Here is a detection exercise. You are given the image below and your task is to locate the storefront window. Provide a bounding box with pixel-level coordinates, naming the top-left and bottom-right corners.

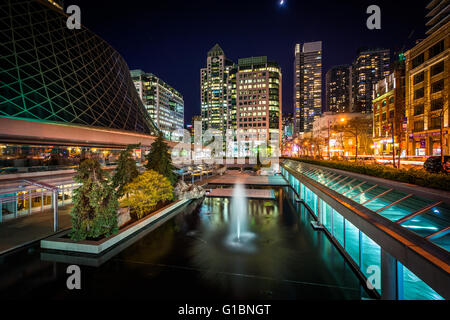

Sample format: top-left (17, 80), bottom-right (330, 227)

top-left (0, 144), bottom-right (135, 174)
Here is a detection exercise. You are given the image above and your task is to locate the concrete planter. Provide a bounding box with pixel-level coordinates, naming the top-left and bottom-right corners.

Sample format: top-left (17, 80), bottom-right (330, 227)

top-left (40, 198), bottom-right (192, 255)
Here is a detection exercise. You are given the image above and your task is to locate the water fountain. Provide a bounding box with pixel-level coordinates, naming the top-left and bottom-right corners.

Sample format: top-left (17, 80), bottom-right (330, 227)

top-left (226, 183), bottom-right (256, 252)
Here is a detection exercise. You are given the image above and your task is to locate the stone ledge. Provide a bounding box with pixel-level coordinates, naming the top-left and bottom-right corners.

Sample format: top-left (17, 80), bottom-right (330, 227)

top-left (40, 198), bottom-right (192, 254)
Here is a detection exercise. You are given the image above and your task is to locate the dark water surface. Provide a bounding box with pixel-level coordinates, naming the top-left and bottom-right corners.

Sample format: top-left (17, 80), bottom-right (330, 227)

top-left (0, 188), bottom-right (368, 299)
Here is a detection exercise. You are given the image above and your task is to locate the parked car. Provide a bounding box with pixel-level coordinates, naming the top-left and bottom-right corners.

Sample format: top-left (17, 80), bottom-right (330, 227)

top-left (423, 156), bottom-right (450, 173)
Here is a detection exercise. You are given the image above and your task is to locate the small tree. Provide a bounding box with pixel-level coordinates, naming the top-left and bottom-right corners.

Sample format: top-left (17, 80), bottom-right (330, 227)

top-left (70, 158), bottom-right (118, 241)
top-left (122, 170), bottom-right (174, 220)
top-left (145, 133), bottom-right (177, 185)
top-left (112, 144), bottom-right (140, 198)
top-left (339, 117), bottom-right (373, 161)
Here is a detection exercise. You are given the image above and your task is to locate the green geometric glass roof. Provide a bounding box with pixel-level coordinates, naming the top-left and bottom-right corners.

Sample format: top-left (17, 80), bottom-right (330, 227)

top-left (0, 0), bottom-right (159, 135)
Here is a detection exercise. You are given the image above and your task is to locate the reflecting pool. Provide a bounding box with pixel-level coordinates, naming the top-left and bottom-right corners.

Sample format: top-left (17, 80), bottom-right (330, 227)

top-left (0, 188), bottom-right (369, 300)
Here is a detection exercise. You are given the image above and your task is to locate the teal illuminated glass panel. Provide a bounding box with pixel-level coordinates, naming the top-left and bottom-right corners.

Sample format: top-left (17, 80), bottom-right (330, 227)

top-left (345, 182), bottom-right (373, 198)
top-left (400, 202), bottom-right (450, 238)
top-left (323, 202), bottom-right (332, 231)
top-left (361, 232), bottom-right (381, 294)
top-left (329, 177), bottom-right (353, 191)
top-left (325, 175), bottom-right (345, 187)
top-left (378, 195), bottom-right (434, 222)
top-left (352, 185), bottom-right (389, 204)
top-left (317, 172), bottom-right (334, 184)
top-left (430, 230), bottom-right (450, 251)
top-left (336, 179), bottom-right (363, 194)
top-left (333, 209), bottom-right (344, 247)
top-left (303, 169), bottom-right (317, 177)
top-left (400, 264), bottom-right (444, 300)
top-left (320, 173), bottom-right (339, 184)
top-left (305, 187), bottom-right (317, 215)
top-left (344, 219), bottom-right (360, 266)
top-left (364, 190), bottom-right (409, 212)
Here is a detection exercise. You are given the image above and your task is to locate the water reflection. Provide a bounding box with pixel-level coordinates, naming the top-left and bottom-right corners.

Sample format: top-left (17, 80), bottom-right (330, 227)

top-left (0, 188), bottom-right (366, 300)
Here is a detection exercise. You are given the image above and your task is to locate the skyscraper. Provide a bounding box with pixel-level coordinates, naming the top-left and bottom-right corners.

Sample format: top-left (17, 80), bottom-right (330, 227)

top-left (200, 44), bottom-right (235, 135)
top-left (425, 0), bottom-right (449, 35)
top-left (235, 56), bottom-right (282, 150)
top-left (131, 70), bottom-right (184, 141)
top-left (325, 65), bottom-right (351, 113)
top-left (293, 41), bottom-right (322, 134)
top-left (351, 48), bottom-right (391, 113)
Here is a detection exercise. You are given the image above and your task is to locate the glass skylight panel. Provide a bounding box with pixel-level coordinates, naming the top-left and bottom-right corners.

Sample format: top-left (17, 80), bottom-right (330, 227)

top-left (345, 182), bottom-right (372, 198)
top-left (329, 176), bottom-right (353, 190)
top-left (400, 203), bottom-right (450, 239)
top-left (430, 231), bottom-right (450, 252)
top-left (379, 195), bottom-right (435, 222)
top-left (337, 179), bottom-right (363, 194)
top-left (364, 190), bottom-right (408, 212)
top-left (352, 185), bottom-right (389, 204)
top-left (401, 215), bottom-right (448, 238)
top-left (325, 175), bottom-right (345, 187)
top-left (319, 173), bottom-right (339, 184)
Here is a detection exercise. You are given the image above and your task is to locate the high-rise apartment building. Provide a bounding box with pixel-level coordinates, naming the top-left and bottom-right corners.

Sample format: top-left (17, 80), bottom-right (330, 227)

top-left (293, 41), bottom-right (322, 134)
top-left (325, 65), bottom-right (351, 113)
top-left (200, 44), bottom-right (236, 135)
top-left (131, 70), bottom-right (184, 141)
top-left (351, 48), bottom-right (391, 113)
top-left (425, 0), bottom-right (449, 35)
top-left (235, 56), bottom-right (282, 151)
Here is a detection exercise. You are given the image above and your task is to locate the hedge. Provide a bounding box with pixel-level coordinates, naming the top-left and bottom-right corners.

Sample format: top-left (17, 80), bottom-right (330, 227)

top-left (282, 157), bottom-right (450, 192)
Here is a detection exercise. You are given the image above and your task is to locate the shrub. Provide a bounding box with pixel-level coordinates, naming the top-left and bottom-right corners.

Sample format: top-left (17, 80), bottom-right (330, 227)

top-left (112, 144), bottom-right (140, 198)
top-left (145, 133), bottom-right (177, 185)
top-left (122, 170), bottom-right (174, 220)
top-left (283, 157), bottom-right (450, 192)
top-left (70, 159), bottom-right (119, 241)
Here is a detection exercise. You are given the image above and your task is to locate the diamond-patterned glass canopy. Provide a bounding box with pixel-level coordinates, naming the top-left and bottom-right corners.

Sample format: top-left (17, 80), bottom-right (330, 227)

top-left (0, 0), bottom-right (159, 135)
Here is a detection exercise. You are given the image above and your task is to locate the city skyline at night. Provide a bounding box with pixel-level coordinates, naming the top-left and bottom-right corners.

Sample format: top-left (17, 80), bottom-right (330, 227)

top-left (65, 0), bottom-right (428, 124)
top-left (0, 0), bottom-right (448, 307)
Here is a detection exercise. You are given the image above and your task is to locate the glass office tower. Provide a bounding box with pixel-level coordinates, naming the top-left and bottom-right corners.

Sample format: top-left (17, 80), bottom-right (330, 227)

top-left (293, 41), bottom-right (322, 134)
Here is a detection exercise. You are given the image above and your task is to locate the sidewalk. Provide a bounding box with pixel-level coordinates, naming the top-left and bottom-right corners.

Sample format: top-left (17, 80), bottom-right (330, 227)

top-left (0, 205), bottom-right (72, 255)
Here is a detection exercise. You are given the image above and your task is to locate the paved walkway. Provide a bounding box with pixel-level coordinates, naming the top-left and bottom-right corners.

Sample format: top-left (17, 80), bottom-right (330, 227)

top-left (0, 205), bottom-right (72, 255)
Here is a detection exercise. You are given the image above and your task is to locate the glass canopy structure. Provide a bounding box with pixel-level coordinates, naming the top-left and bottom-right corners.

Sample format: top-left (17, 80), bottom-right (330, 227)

top-left (283, 160), bottom-right (450, 252)
top-left (0, 0), bottom-right (159, 135)
top-left (282, 159), bottom-right (449, 300)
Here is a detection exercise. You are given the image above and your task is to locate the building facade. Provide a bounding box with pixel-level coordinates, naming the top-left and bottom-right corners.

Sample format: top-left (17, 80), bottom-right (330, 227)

top-left (425, 0), bottom-right (449, 35)
top-left (351, 48), bottom-right (391, 113)
top-left (293, 41), bottom-right (322, 134)
top-left (235, 56), bottom-right (282, 154)
top-left (131, 70), bottom-right (184, 141)
top-left (405, 20), bottom-right (449, 157)
top-left (325, 65), bottom-right (351, 113)
top-left (372, 59), bottom-right (406, 156)
top-left (200, 44), bottom-right (235, 136)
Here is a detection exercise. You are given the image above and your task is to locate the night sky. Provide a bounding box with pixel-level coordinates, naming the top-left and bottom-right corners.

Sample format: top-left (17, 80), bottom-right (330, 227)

top-left (68, 0), bottom-right (427, 125)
